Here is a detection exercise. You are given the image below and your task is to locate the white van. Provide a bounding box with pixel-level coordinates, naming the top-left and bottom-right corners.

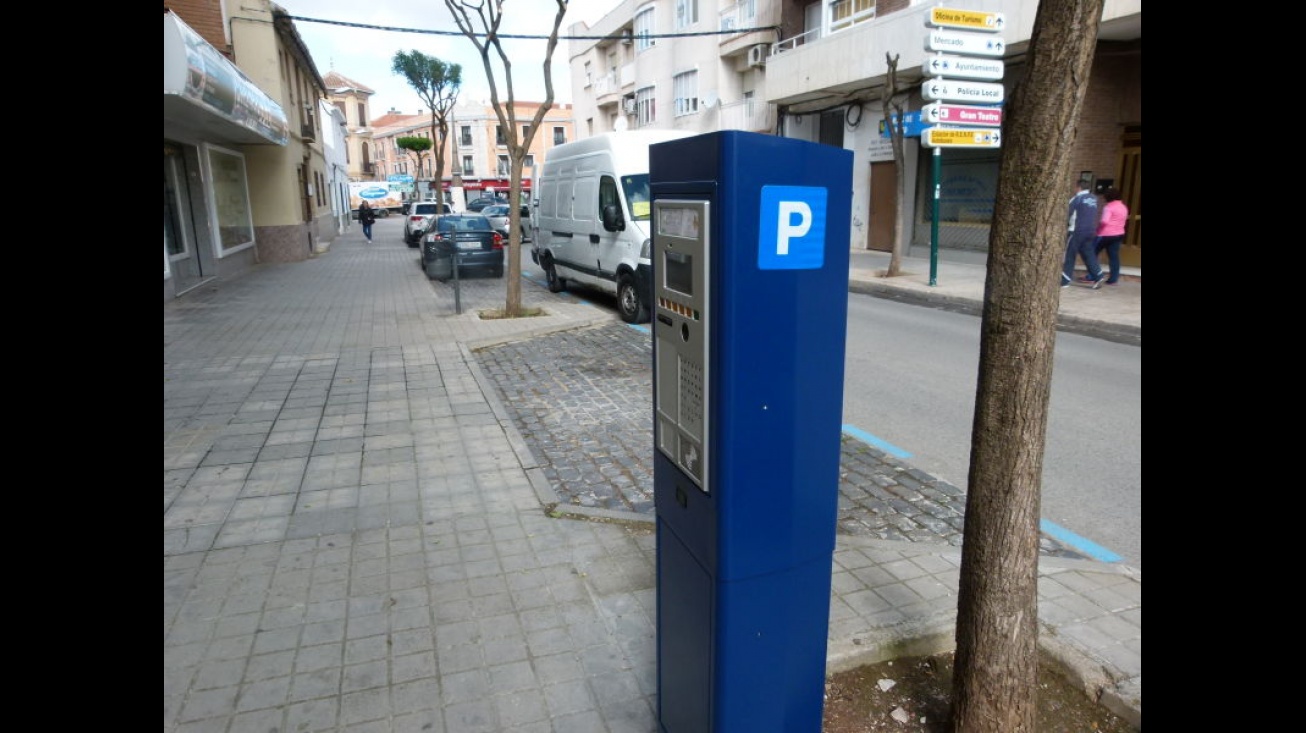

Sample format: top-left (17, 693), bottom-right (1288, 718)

top-left (531, 130), bottom-right (692, 323)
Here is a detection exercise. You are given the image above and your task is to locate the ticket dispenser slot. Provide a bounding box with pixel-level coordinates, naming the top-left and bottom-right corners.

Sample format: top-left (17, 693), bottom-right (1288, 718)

top-left (651, 131), bottom-right (853, 733)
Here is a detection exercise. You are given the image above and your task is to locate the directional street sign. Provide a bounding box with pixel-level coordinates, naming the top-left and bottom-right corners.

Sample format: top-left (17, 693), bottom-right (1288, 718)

top-left (925, 30), bottom-right (1005, 57)
top-left (921, 78), bottom-right (1005, 104)
top-left (879, 110), bottom-right (928, 139)
top-left (923, 54), bottom-right (1004, 81)
top-left (921, 127), bottom-right (1002, 149)
top-left (927, 7), bottom-right (1005, 33)
top-left (921, 102), bottom-right (1003, 127)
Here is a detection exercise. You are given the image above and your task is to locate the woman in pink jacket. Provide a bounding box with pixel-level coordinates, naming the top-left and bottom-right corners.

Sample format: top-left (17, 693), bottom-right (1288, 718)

top-left (1094, 187), bottom-right (1129, 285)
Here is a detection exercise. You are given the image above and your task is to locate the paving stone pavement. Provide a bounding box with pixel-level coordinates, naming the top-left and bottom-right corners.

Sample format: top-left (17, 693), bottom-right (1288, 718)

top-left (471, 320), bottom-right (1089, 560)
top-left (164, 220), bottom-right (1139, 732)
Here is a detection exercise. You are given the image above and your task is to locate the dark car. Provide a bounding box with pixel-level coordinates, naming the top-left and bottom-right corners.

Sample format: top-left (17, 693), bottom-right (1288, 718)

top-left (465, 195), bottom-right (510, 212)
top-left (421, 214), bottom-right (505, 280)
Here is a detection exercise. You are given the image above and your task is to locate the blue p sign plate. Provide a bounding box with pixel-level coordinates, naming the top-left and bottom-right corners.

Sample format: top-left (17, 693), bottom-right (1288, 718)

top-left (758, 185), bottom-right (827, 270)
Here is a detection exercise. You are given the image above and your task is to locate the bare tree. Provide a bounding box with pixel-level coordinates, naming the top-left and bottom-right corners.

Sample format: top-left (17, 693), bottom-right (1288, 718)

top-left (392, 50), bottom-right (462, 205)
top-left (444, 0), bottom-right (568, 317)
top-left (879, 52), bottom-right (909, 277)
top-left (950, 0), bottom-right (1104, 730)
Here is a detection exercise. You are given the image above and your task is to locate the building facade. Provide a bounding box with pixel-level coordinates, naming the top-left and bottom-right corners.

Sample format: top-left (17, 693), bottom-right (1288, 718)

top-left (164, 1), bottom-right (334, 302)
top-left (569, 0), bottom-right (1142, 269)
top-left (370, 101), bottom-right (576, 209)
top-left (322, 71), bottom-right (378, 181)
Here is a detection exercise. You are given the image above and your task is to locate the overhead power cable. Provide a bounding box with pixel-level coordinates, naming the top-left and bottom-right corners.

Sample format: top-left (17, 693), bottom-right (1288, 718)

top-left (283, 15), bottom-right (780, 41)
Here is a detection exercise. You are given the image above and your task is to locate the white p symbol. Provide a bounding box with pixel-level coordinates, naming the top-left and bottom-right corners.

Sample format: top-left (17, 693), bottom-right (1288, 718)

top-left (776, 201), bottom-right (812, 255)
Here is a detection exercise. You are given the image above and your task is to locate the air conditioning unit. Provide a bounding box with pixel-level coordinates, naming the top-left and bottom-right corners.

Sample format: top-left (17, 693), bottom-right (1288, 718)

top-left (747, 44), bottom-right (769, 68)
top-left (623, 97), bottom-right (637, 115)
top-left (301, 122), bottom-right (316, 142)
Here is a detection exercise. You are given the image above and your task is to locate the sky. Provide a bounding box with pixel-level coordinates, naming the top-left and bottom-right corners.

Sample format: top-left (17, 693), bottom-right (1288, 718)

top-left (277, 0), bottom-right (621, 119)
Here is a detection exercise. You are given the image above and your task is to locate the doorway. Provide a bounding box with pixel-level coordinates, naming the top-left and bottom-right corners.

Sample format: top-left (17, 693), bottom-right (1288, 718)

top-left (165, 146), bottom-right (204, 295)
top-left (868, 161), bottom-right (896, 251)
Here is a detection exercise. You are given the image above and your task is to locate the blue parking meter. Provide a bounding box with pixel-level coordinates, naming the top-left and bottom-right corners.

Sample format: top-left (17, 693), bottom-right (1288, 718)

top-left (650, 131), bottom-right (853, 732)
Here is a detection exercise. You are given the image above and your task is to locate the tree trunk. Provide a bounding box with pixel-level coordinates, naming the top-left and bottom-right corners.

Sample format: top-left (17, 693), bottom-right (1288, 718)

top-left (881, 53), bottom-right (906, 278)
top-left (950, 1), bottom-right (1103, 731)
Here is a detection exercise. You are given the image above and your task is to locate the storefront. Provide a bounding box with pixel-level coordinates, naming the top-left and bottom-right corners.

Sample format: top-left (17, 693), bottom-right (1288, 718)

top-left (163, 10), bottom-right (288, 300)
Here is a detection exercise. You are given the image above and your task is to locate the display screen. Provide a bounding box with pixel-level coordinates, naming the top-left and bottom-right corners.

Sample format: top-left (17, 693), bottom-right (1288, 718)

top-left (664, 250), bottom-right (693, 297)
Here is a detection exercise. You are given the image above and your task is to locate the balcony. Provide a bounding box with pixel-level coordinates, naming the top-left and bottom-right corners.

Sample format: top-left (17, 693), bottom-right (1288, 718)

top-left (718, 1), bottom-right (777, 58)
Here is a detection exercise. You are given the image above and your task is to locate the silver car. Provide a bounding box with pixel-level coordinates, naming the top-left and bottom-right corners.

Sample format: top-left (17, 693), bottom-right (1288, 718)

top-left (404, 202), bottom-right (450, 247)
top-left (481, 204), bottom-right (530, 243)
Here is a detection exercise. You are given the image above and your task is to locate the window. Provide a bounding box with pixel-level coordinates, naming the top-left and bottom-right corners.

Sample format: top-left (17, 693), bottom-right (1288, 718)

top-left (830, 0), bottom-right (875, 32)
top-left (460, 126), bottom-right (472, 146)
top-left (497, 155), bottom-right (510, 176)
top-left (584, 61), bottom-right (592, 87)
top-left (553, 127), bottom-right (566, 145)
top-left (522, 124), bottom-right (531, 140)
top-left (635, 6), bottom-right (656, 51)
top-left (496, 125), bottom-right (506, 145)
top-left (462, 155), bottom-right (474, 175)
top-left (205, 145), bottom-right (254, 252)
top-left (524, 154), bottom-right (535, 169)
top-left (673, 71), bottom-right (699, 117)
top-left (635, 86), bottom-right (656, 127)
top-left (600, 175), bottom-right (621, 221)
top-left (356, 102), bottom-right (366, 127)
top-left (675, 0), bottom-right (698, 30)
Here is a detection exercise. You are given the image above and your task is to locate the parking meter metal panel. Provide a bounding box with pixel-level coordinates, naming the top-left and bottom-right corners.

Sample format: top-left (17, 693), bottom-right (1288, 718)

top-left (650, 131), bottom-right (853, 732)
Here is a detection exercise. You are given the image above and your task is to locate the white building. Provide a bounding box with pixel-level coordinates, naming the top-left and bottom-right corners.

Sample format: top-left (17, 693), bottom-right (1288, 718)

top-left (568, 0), bottom-right (1143, 268)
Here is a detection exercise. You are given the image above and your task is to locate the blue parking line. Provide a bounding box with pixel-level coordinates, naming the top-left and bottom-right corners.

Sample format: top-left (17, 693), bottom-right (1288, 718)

top-left (1039, 519), bottom-right (1123, 563)
top-left (841, 424), bottom-right (912, 459)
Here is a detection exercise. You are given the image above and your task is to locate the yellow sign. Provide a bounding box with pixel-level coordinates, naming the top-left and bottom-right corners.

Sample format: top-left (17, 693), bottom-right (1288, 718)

top-left (929, 7), bottom-right (1005, 32)
top-left (922, 127), bottom-right (1001, 148)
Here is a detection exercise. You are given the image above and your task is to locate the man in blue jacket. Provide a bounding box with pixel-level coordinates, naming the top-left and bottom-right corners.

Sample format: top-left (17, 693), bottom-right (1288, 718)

top-left (1061, 179), bottom-right (1103, 288)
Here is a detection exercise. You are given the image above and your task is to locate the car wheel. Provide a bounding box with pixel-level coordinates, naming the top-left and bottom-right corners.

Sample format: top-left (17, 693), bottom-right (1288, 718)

top-left (544, 259), bottom-right (566, 293)
top-left (617, 274), bottom-right (649, 324)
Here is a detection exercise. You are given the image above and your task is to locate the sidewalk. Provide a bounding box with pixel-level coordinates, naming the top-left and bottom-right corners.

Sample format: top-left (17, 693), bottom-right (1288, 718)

top-left (848, 246), bottom-right (1141, 345)
top-left (164, 221), bottom-right (1140, 732)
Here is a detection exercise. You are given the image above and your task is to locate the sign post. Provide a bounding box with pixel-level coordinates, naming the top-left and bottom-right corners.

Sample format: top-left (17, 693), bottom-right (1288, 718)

top-left (920, 7), bottom-right (1006, 285)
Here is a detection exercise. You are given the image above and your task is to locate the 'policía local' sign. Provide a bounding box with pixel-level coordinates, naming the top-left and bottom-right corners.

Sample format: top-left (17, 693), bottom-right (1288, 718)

top-left (921, 79), bottom-right (1004, 104)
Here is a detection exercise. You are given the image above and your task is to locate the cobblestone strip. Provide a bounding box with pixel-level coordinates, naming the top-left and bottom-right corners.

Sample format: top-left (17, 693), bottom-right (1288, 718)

top-left (472, 321), bottom-right (1088, 560)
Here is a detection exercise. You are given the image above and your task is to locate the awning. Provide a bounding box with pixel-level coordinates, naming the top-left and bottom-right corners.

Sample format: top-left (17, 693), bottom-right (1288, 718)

top-left (163, 11), bottom-right (289, 146)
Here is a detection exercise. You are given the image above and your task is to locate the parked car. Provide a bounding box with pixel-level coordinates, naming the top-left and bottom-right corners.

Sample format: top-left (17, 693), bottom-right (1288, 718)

top-left (481, 204), bottom-right (531, 243)
top-left (404, 202), bottom-right (451, 246)
top-left (465, 195), bottom-right (509, 212)
top-left (421, 214), bottom-right (505, 280)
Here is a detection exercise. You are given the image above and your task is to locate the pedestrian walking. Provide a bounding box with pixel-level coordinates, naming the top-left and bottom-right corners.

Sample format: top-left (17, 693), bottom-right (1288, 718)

top-left (1061, 179), bottom-right (1103, 288)
top-left (358, 200), bottom-right (376, 244)
top-left (1094, 186), bottom-right (1128, 285)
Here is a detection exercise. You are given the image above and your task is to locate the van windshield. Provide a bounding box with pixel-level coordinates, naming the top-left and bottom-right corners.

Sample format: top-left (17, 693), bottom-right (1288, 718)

top-left (620, 174), bottom-right (652, 221)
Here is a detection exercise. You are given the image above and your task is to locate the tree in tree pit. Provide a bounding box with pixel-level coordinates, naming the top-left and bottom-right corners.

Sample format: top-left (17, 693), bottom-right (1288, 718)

top-left (443, 0), bottom-right (568, 317)
top-left (950, 0), bottom-right (1104, 730)
top-left (392, 50), bottom-right (461, 205)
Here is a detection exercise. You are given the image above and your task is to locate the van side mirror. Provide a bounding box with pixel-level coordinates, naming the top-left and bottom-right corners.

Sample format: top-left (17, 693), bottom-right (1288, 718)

top-left (602, 204), bottom-right (625, 232)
